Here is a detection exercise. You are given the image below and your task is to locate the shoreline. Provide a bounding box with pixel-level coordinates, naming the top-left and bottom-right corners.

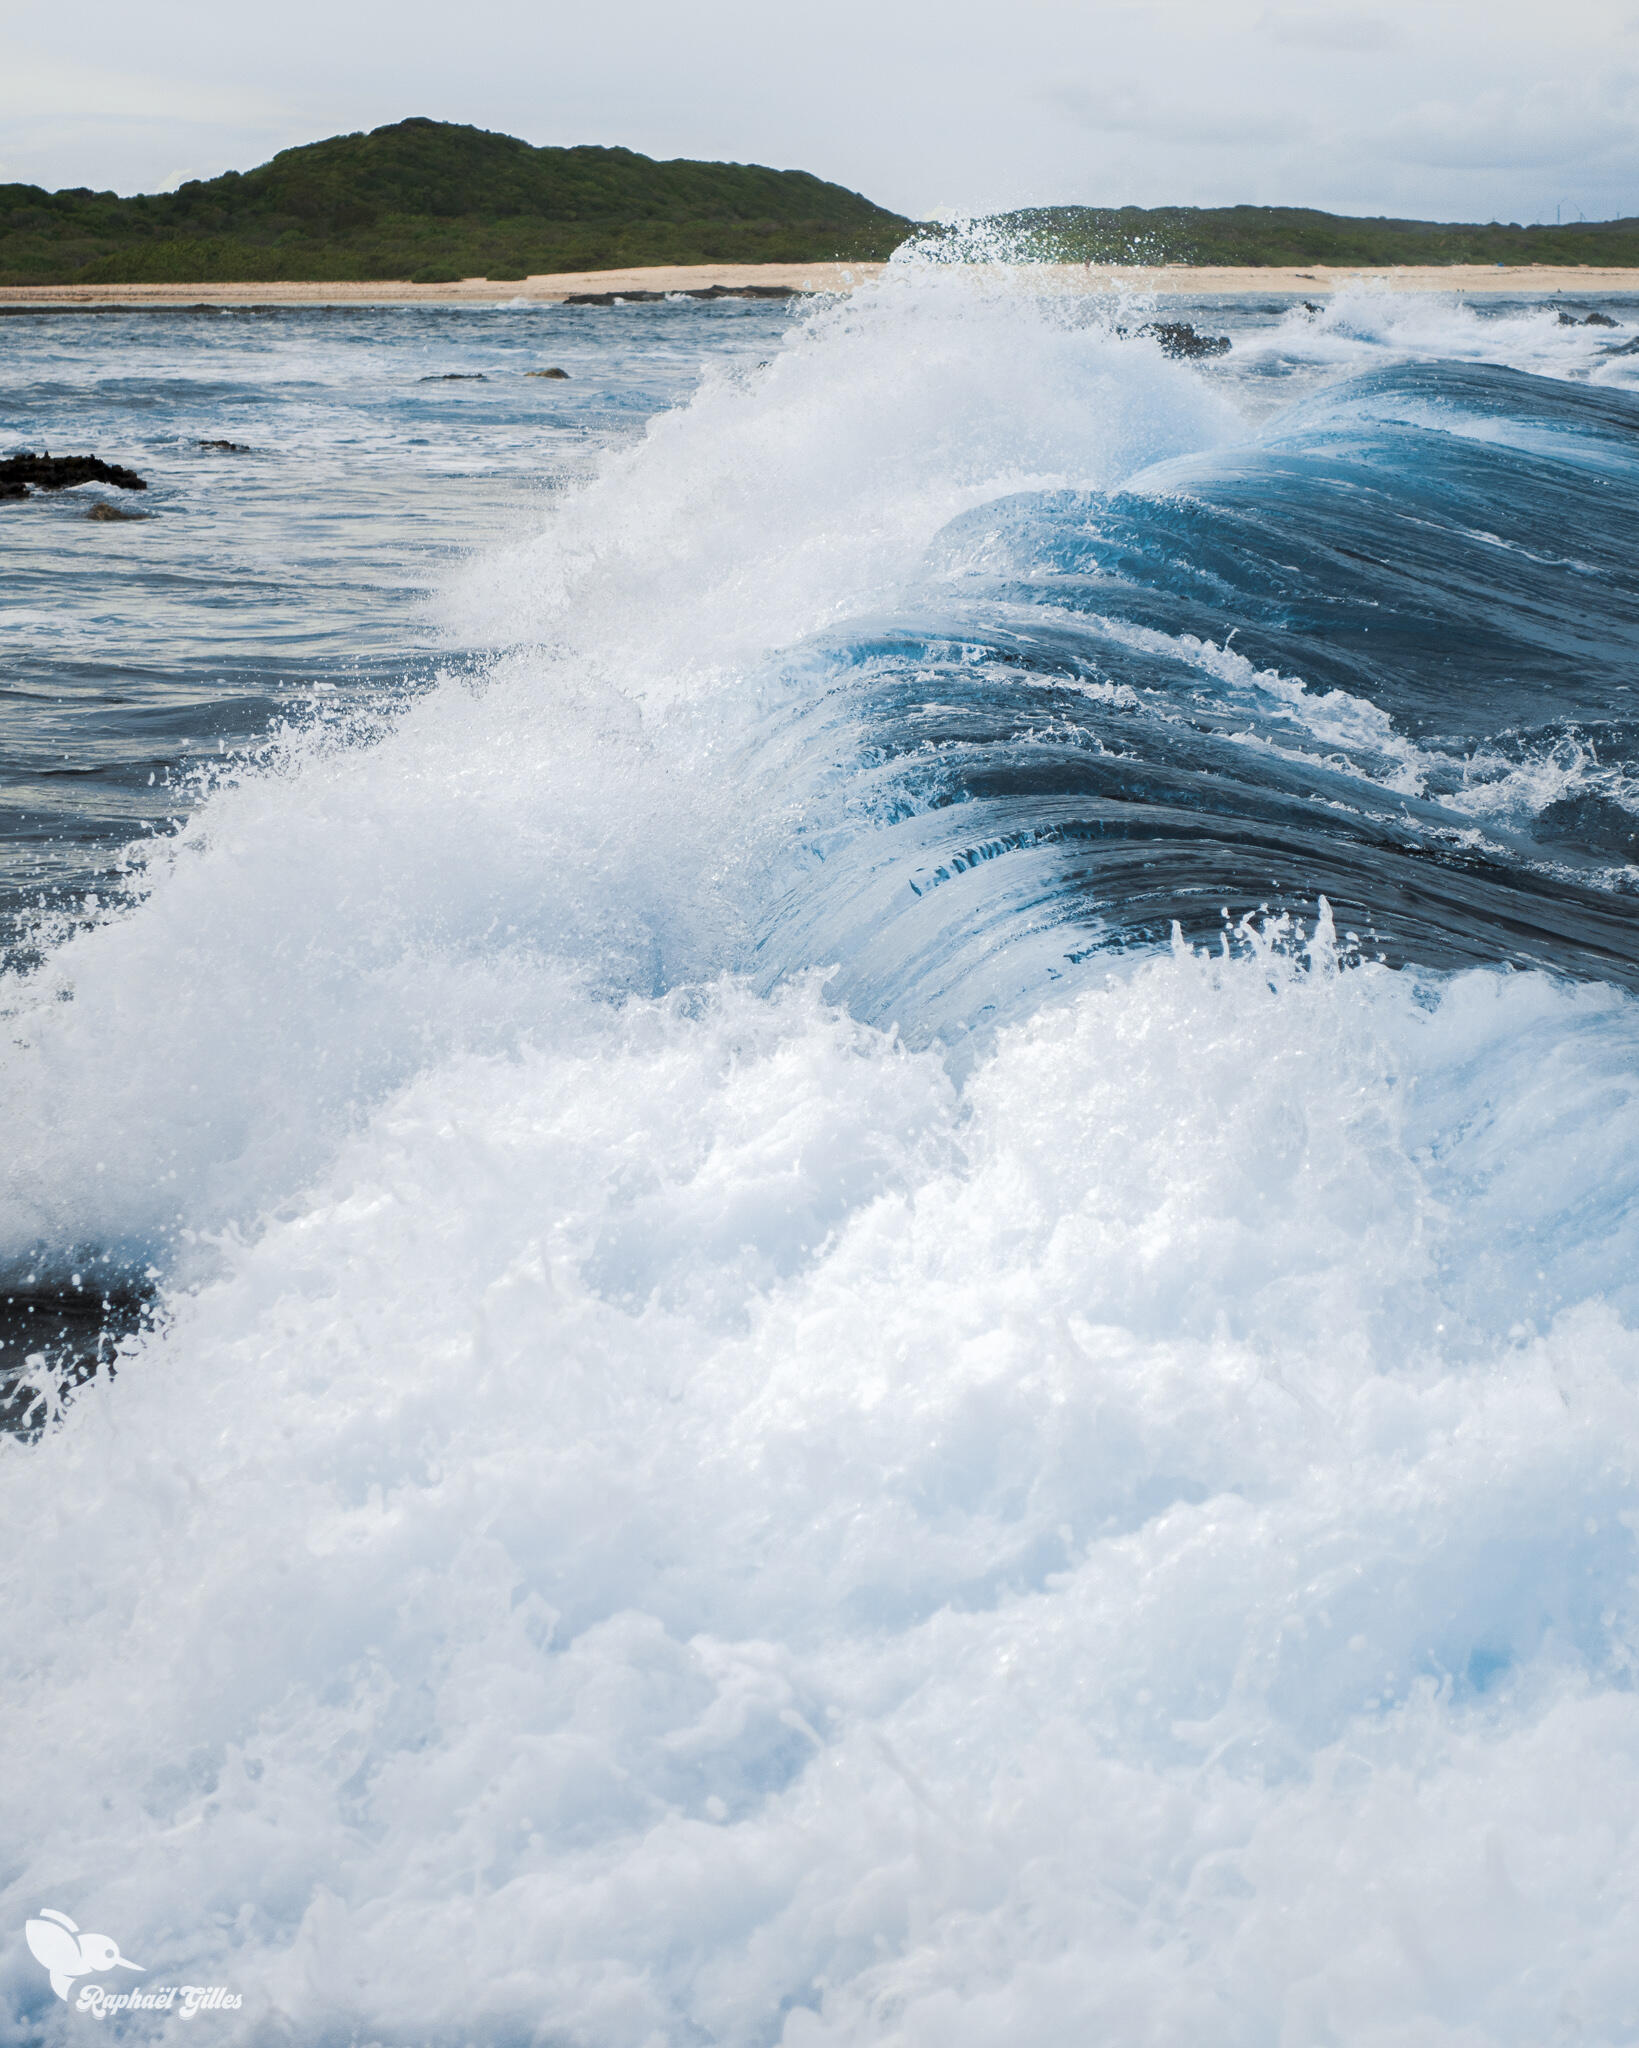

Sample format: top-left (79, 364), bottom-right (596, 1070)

top-left (0, 264), bottom-right (882, 310)
top-left (5, 260), bottom-right (1639, 310)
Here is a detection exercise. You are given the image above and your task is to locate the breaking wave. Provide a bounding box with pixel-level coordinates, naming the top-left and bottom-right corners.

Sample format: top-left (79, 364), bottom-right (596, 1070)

top-left (4, 261), bottom-right (1639, 2044)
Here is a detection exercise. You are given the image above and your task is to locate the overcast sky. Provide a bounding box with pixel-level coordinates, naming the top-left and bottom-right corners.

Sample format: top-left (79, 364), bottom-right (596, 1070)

top-left (3, 0), bottom-right (1636, 224)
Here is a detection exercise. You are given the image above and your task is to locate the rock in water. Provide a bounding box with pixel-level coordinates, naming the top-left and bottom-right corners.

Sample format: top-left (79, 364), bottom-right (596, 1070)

top-left (526, 368), bottom-right (570, 378)
top-left (0, 452), bottom-right (147, 494)
top-left (563, 285), bottom-right (801, 306)
top-left (418, 373), bottom-right (489, 382)
top-left (85, 500), bottom-right (148, 521)
top-left (1141, 321), bottom-right (1232, 359)
top-left (197, 439), bottom-right (251, 451)
top-left (683, 283), bottom-right (797, 301)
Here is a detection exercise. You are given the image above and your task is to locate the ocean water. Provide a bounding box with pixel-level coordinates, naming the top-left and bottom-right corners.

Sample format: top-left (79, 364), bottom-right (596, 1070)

top-left (3, 270), bottom-right (1639, 2043)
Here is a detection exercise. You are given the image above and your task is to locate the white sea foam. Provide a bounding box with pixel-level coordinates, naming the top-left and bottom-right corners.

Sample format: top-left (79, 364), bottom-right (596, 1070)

top-left (1075, 612), bottom-right (1432, 795)
top-left (442, 266), bottom-right (1239, 683)
top-left (1239, 283), bottom-right (1637, 383)
top-left (0, 270), bottom-right (1232, 1274)
top-left (4, 264), bottom-right (1639, 2045)
top-left (6, 951), bottom-right (1639, 2043)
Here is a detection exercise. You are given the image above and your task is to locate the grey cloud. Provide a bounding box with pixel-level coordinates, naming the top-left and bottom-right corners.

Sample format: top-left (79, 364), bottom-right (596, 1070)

top-left (1258, 9), bottom-right (1398, 51)
top-left (1048, 80), bottom-right (1308, 148)
top-left (1374, 78), bottom-right (1639, 170)
top-left (0, 48), bottom-right (290, 124)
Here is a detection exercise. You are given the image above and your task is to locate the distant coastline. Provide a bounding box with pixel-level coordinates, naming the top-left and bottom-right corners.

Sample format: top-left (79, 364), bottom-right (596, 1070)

top-left (5, 260), bottom-right (1639, 311)
top-left (17, 118), bottom-right (1639, 295)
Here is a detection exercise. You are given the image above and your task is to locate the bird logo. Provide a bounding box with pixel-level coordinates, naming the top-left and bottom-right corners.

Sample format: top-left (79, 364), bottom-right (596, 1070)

top-left (24, 1909), bottom-right (145, 2001)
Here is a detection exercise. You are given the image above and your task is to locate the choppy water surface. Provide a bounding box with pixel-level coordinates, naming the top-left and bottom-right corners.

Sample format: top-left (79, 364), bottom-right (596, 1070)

top-left (3, 275), bottom-right (1639, 2045)
top-left (0, 299), bottom-right (779, 950)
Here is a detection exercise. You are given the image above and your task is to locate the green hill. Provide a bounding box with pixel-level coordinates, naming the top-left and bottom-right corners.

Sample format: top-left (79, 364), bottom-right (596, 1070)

top-left (0, 118), bottom-right (913, 285)
top-left (986, 203), bottom-right (1639, 269)
top-left (9, 125), bottom-right (1639, 287)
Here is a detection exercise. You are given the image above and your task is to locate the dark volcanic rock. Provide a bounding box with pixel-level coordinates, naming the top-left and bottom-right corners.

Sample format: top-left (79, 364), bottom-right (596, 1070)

top-left (563, 284), bottom-right (801, 306)
top-left (1558, 309), bottom-right (1619, 326)
top-left (1140, 321), bottom-right (1232, 359)
top-left (86, 500), bottom-right (149, 521)
top-left (0, 451), bottom-right (147, 494)
top-left (197, 438), bottom-right (251, 451)
top-left (418, 372), bottom-right (489, 381)
top-left (0, 1278), bottom-right (156, 1439)
top-left (525, 367), bottom-right (570, 378)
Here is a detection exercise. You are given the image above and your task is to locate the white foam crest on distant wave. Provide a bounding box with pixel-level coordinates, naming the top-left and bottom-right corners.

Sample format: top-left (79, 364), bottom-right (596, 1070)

top-left (5, 953), bottom-right (1639, 2039)
top-left (1235, 284), bottom-right (1639, 384)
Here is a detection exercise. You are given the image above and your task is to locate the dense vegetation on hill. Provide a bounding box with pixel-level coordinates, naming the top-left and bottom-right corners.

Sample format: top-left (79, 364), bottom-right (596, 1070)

top-left (996, 203), bottom-right (1639, 268)
top-left (0, 118), bottom-right (911, 284)
top-left (7, 120), bottom-right (1638, 286)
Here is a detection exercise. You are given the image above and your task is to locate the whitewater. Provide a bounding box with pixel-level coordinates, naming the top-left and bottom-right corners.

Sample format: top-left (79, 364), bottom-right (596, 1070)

top-left (4, 266), bottom-right (1639, 2044)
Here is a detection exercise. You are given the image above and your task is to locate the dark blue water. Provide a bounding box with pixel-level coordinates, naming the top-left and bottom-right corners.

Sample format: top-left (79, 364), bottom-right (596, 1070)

top-left (762, 354), bottom-right (1639, 1041)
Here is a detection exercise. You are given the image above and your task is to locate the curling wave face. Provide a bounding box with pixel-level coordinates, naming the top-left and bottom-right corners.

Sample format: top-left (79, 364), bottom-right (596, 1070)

top-left (755, 355), bottom-right (1639, 1043)
top-left (3, 266), bottom-right (1639, 2044)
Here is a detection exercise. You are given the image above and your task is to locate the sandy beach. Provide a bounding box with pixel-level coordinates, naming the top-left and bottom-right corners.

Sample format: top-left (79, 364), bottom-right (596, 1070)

top-left (0, 264), bottom-right (882, 309)
top-left (6, 259), bottom-right (1639, 309)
